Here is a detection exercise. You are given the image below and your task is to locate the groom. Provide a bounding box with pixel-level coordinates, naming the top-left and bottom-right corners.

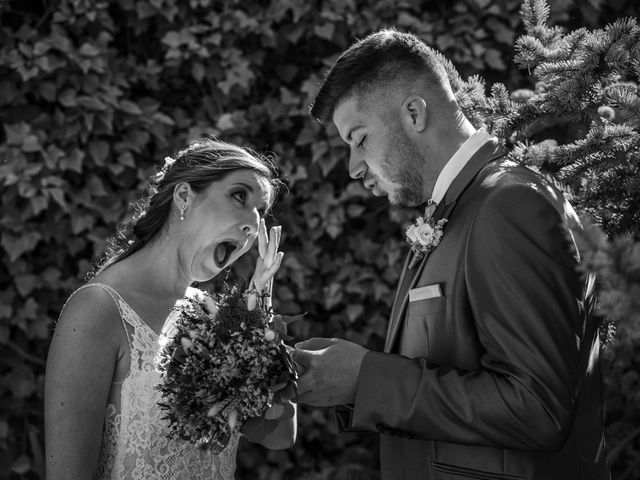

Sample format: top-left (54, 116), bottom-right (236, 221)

top-left (292, 29), bottom-right (609, 479)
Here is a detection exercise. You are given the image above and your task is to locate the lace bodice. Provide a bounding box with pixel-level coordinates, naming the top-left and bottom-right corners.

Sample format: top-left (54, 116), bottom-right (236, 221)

top-left (76, 283), bottom-right (238, 480)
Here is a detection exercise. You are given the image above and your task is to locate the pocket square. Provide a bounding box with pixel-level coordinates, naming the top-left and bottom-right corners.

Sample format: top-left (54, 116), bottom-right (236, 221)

top-left (409, 284), bottom-right (442, 302)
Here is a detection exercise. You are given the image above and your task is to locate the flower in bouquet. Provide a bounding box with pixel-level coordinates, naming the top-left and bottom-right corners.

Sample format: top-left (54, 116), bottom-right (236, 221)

top-left (157, 286), bottom-right (298, 453)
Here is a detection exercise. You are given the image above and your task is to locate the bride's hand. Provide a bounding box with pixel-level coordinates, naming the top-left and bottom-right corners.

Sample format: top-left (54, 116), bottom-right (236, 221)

top-left (247, 219), bottom-right (283, 310)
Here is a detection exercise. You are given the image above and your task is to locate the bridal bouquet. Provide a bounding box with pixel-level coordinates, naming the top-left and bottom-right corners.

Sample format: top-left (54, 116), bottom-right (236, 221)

top-left (157, 286), bottom-right (298, 452)
top-left (157, 222), bottom-right (298, 452)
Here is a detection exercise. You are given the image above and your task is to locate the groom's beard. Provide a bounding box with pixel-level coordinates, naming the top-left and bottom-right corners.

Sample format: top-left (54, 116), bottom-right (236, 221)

top-left (383, 129), bottom-right (426, 207)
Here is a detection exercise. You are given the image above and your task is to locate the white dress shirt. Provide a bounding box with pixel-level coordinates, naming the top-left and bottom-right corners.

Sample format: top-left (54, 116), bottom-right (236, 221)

top-left (430, 128), bottom-right (492, 205)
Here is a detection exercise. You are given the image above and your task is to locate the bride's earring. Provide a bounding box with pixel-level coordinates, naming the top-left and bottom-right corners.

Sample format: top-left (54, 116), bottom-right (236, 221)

top-left (180, 204), bottom-right (187, 221)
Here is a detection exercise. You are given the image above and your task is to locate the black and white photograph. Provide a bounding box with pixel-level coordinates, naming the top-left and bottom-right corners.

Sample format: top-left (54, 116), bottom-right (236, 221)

top-left (1, 0), bottom-right (639, 479)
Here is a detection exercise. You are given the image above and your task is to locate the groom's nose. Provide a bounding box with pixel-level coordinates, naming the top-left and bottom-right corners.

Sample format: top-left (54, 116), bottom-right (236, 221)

top-left (348, 153), bottom-right (366, 180)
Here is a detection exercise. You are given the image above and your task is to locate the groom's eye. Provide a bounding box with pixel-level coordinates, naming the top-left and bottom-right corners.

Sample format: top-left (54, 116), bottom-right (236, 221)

top-left (357, 135), bottom-right (367, 148)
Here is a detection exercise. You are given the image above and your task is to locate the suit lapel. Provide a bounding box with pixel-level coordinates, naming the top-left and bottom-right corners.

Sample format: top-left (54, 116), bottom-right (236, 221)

top-left (384, 139), bottom-right (506, 353)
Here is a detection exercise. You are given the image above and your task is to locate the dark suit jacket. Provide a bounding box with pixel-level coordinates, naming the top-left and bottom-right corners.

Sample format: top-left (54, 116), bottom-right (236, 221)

top-left (340, 140), bottom-right (609, 480)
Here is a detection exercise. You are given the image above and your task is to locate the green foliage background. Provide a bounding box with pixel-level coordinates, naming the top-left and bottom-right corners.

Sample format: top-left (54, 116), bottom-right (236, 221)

top-left (0, 0), bottom-right (638, 478)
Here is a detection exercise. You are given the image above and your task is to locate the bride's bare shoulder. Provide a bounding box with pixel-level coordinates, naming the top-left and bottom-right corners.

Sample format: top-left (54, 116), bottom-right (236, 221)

top-left (54, 281), bottom-right (125, 351)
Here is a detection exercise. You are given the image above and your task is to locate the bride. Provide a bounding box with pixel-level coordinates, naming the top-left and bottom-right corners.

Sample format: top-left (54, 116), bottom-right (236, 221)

top-left (44, 139), bottom-right (295, 479)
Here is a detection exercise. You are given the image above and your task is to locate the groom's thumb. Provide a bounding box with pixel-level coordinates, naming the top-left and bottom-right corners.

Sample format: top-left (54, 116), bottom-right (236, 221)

top-left (295, 337), bottom-right (335, 351)
top-left (291, 349), bottom-right (312, 369)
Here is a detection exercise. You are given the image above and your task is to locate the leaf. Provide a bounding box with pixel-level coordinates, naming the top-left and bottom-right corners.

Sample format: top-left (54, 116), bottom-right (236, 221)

top-left (108, 163), bottom-right (125, 175)
top-left (314, 23), bottom-right (335, 41)
top-left (20, 298), bottom-right (38, 319)
top-left (15, 275), bottom-right (38, 297)
top-left (485, 48), bottom-right (507, 70)
top-left (33, 41), bottom-right (50, 56)
top-left (324, 282), bottom-right (343, 310)
top-left (219, 54), bottom-right (254, 94)
top-left (87, 175), bottom-right (108, 196)
top-left (0, 80), bottom-right (17, 106)
top-left (0, 304), bottom-right (13, 319)
top-left (317, 154), bottom-right (339, 177)
top-left (152, 112), bottom-right (175, 125)
top-left (161, 30), bottom-right (196, 49)
top-left (4, 123), bottom-right (30, 146)
top-left (60, 148), bottom-right (84, 173)
top-left (1, 232), bottom-right (41, 262)
top-left (12, 377), bottom-right (37, 399)
top-left (58, 89), bottom-right (77, 107)
top-left (436, 34), bottom-right (456, 51)
top-left (216, 113), bottom-right (235, 131)
top-left (42, 267), bottom-right (61, 283)
top-left (46, 188), bottom-right (67, 210)
top-left (11, 455), bottom-right (31, 475)
top-left (311, 141), bottom-right (329, 163)
top-left (79, 43), bottom-right (101, 57)
top-left (89, 140), bottom-right (109, 165)
top-left (347, 204), bottom-right (366, 217)
top-left (35, 54), bottom-right (66, 73)
top-left (39, 82), bottom-right (57, 102)
top-left (119, 100), bottom-right (143, 116)
top-left (275, 64), bottom-right (298, 83)
top-left (22, 135), bottom-right (41, 152)
top-left (136, 1), bottom-right (156, 19)
top-left (192, 62), bottom-right (205, 83)
top-left (118, 151), bottom-right (136, 168)
top-left (346, 304), bottom-right (364, 322)
top-left (77, 95), bottom-right (107, 111)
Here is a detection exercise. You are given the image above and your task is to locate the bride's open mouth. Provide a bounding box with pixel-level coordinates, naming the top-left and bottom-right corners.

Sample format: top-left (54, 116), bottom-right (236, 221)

top-left (214, 241), bottom-right (238, 268)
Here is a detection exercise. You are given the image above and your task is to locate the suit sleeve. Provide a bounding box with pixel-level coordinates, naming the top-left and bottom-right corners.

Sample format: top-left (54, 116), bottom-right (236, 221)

top-left (350, 184), bottom-right (585, 451)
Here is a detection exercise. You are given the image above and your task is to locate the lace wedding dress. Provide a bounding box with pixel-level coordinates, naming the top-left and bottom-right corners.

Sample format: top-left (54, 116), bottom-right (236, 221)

top-left (75, 283), bottom-right (239, 480)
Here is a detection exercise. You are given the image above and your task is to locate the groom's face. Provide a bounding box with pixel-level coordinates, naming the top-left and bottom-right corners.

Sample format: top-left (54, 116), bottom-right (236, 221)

top-left (332, 95), bottom-right (426, 206)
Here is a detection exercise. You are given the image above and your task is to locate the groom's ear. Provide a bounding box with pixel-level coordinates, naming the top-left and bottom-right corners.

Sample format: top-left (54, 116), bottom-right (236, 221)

top-left (401, 95), bottom-right (428, 133)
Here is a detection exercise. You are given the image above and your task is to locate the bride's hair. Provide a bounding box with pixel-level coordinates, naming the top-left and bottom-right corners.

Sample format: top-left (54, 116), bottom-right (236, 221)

top-left (87, 138), bottom-right (284, 279)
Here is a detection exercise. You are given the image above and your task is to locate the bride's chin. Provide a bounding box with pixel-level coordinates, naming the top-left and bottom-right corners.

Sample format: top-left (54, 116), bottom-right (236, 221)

top-left (190, 262), bottom-right (219, 283)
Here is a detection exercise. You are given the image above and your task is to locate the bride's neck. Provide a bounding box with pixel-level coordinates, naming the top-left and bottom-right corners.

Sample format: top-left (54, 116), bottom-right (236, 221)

top-left (122, 240), bottom-right (190, 300)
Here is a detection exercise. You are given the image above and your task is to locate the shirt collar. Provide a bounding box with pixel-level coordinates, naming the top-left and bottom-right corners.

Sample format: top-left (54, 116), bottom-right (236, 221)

top-left (430, 128), bottom-right (492, 205)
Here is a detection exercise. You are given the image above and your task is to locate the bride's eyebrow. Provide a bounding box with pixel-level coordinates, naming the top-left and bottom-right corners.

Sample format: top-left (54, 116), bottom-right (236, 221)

top-left (230, 182), bottom-right (254, 192)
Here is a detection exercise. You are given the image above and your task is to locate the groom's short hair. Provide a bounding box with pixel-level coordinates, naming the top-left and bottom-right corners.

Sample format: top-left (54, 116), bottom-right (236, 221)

top-left (310, 28), bottom-right (453, 125)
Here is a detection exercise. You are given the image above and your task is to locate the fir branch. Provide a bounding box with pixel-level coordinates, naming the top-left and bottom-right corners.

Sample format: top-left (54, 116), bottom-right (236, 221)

top-left (555, 123), bottom-right (640, 170)
top-left (519, 0), bottom-right (550, 32)
top-left (434, 50), bottom-right (464, 91)
top-left (605, 82), bottom-right (640, 127)
top-left (515, 35), bottom-right (565, 71)
top-left (509, 139), bottom-right (558, 166)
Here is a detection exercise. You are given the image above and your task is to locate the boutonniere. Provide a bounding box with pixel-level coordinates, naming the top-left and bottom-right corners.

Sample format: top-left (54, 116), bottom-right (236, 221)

top-left (405, 201), bottom-right (447, 269)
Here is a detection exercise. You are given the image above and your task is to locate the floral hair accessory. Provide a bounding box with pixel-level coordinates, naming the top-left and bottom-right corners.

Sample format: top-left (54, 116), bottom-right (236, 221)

top-left (405, 200), bottom-right (447, 269)
top-left (152, 155), bottom-right (177, 184)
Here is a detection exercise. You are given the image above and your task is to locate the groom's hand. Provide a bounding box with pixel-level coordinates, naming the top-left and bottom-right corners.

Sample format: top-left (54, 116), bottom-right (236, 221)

top-left (292, 338), bottom-right (368, 406)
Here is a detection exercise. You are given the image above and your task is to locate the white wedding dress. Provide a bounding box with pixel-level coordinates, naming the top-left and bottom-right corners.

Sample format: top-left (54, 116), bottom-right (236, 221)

top-left (75, 283), bottom-right (239, 480)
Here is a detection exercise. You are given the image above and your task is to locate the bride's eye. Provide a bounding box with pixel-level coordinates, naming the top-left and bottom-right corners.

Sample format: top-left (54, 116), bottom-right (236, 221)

top-left (232, 190), bottom-right (246, 205)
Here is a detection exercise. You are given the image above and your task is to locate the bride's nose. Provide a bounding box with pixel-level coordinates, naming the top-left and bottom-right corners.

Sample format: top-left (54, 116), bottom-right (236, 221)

top-left (241, 209), bottom-right (260, 235)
